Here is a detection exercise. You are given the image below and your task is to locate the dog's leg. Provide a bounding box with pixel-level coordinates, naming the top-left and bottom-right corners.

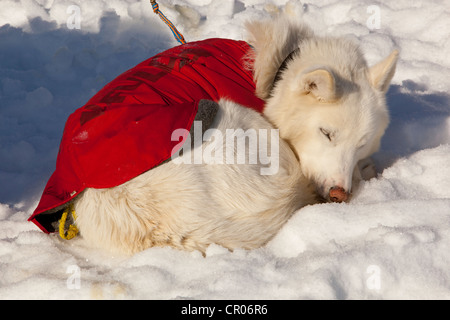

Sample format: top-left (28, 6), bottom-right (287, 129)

top-left (352, 157), bottom-right (377, 196)
top-left (358, 157), bottom-right (377, 180)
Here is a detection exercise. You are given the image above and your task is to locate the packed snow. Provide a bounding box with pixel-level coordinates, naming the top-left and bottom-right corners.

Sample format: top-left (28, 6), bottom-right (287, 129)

top-left (1, 0), bottom-right (449, 299)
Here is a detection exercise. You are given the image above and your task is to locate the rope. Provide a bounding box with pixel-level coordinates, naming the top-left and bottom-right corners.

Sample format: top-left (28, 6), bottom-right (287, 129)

top-left (150, 0), bottom-right (186, 45)
top-left (59, 203), bottom-right (79, 240)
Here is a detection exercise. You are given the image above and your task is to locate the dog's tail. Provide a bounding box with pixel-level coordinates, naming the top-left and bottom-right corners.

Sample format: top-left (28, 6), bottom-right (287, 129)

top-left (245, 16), bottom-right (313, 100)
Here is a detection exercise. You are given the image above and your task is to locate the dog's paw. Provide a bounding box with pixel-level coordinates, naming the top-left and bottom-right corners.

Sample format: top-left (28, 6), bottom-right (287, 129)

top-left (358, 157), bottom-right (377, 180)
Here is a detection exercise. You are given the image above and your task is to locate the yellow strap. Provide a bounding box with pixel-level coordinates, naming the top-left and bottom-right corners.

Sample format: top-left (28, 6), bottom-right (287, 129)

top-left (59, 204), bottom-right (79, 240)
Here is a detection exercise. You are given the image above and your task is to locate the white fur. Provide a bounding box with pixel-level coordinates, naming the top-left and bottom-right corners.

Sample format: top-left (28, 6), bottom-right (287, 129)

top-left (74, 15), bottom-right (398, 254)
top-left (75, 100), bottom-right (316, 254)
top-left (246, 16), bottom-right (398, 200)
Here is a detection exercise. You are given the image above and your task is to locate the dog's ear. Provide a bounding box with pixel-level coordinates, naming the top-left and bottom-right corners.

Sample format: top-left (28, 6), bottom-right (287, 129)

top-left (245, 17), bottom-right (313, 100)
top-left (300, 68), bottom-right (337, 102)
top-left (369, 50), bottom-right (399, 93)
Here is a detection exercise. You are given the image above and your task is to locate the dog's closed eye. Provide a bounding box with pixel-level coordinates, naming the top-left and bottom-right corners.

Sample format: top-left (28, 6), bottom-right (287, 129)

top-left (320, 127), bottom-right (333, 141)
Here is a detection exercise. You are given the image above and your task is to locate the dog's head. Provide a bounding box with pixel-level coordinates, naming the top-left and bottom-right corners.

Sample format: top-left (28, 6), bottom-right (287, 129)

top-left (247, 18), bottom-right (398, 202)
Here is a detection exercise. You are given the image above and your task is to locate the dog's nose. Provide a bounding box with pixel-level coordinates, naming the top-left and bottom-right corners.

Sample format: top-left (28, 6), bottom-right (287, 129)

top-left (329, 186), bottom-right (349, 203)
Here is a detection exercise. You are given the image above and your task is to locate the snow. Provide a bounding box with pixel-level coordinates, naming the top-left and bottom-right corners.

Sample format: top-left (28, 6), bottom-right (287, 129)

top-left (0, 0), bottom-right (449, 300)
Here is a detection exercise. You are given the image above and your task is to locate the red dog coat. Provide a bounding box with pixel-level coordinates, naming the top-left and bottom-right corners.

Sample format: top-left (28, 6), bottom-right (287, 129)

top-left (28, 38), bottom-right (264, 233)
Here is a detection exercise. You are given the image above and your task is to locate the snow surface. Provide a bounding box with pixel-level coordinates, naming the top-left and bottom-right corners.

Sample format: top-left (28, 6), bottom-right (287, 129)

top-left (1, 0), bottom-right (449, 299)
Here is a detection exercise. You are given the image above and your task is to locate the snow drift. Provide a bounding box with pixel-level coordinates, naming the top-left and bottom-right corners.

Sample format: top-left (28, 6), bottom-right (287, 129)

top-left (0, 0), bottom-right (449, 299)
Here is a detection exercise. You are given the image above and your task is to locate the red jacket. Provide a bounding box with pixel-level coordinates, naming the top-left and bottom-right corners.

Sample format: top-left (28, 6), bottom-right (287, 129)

top-left (28, 38), bottom-right (264, 233)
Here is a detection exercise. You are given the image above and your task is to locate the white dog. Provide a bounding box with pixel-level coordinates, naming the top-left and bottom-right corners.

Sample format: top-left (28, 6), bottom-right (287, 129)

top-left (247, 18), bottom-right (398, 202)
top-left (74, 16), bottom-right (398, 254)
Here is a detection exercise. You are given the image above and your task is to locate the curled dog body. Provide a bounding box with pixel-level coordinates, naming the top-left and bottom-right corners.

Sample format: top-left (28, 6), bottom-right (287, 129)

top-left (29, 15), bottom-right (397, 254)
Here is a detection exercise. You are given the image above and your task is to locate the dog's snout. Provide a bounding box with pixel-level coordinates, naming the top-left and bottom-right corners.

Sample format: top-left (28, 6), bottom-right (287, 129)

top-left (329, 186), bottom-right (349, 203)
